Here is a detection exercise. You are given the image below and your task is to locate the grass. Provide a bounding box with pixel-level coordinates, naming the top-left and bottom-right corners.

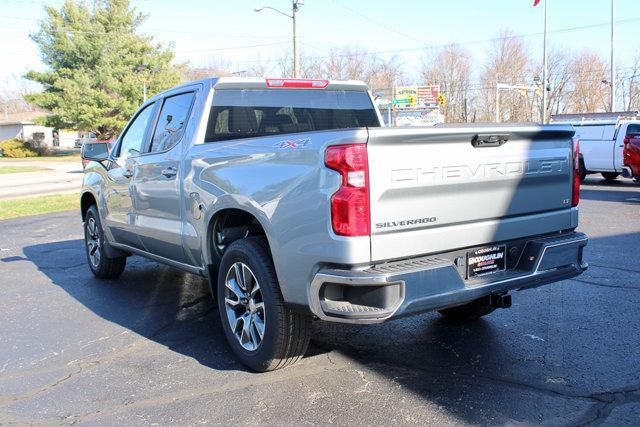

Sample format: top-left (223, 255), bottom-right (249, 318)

top-left (0, 194), bottom-right (78, 220)
top-left (0, 154), bottom-right (80, 162)
top-left (0, 166), bottom-right (49, 174)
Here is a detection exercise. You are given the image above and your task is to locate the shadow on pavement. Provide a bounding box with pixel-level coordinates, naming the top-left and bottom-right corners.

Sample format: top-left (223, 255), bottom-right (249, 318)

top-left (581, 188), bottom-right (640, 203)
top-left (18, 239), bottom-right (246, 373)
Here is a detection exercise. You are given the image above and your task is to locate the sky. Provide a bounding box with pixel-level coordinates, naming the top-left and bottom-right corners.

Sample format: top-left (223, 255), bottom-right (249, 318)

top-left (1, 0), bottom-right (639, 90)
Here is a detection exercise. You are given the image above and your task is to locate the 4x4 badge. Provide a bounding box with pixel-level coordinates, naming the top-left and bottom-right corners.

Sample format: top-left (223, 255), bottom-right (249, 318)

top-left (274, 138), bottom-right (311, 149)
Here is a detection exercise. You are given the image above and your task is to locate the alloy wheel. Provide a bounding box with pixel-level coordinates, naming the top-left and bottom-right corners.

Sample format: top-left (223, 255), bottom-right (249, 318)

top-left (85, 217), bottom-right (101, 268)
top-left (224, 262), bottom-right (265, 351)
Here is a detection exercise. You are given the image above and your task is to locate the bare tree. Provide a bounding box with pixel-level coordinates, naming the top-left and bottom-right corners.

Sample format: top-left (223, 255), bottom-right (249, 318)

top-left (619, 55), bottom-right (640, 111)
top-left (566, 50), bottom-right (609, 113)
top-left (479, 30), bottom-right (532, 122)
top-left (531, 47), bottom-right (573, 119)
top-left (421, 44), bottom-right (473, 123)
top-left (0, 74), bottom-right (39, 114)
top-left (181, 57), bottom-right (235, 82)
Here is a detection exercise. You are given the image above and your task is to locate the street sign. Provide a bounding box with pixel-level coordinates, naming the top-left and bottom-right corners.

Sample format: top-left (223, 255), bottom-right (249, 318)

top-left (394, 85), bottom-right (439, 108)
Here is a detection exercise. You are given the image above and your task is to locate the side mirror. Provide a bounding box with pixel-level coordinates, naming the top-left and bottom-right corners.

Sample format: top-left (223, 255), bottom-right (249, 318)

top-left (81, 141), bottom-right (110, 163)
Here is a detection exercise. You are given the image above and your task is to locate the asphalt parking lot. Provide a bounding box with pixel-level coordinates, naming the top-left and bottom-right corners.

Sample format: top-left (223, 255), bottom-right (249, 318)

top-left (1, 177), bottom-right (639, 425)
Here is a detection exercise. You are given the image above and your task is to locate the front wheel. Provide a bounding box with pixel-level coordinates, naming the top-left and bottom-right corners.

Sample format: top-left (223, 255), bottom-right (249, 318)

top-left (84, 205), bottom-right (126, 279)
top-left (437, 296), bottom-right (496, 322)
top-left (601, 172), bottom-right (620, 181)
top-left (217, 236), bottom-right (310, 372)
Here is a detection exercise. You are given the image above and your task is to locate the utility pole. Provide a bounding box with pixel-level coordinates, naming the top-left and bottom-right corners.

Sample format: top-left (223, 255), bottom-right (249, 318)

top-left (611, 0), bottom-right (616, 112)
top-left (292, 0), bottom-right (299, 78)
top-left (541, 0), bottom-right (549, 124)
top-left (255, 0), bottom-right (303, 78)
top-left (495, 83), bottom-right (500, 123)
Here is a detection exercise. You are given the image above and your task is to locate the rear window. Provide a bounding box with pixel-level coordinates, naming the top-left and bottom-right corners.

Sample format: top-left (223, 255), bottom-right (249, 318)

top-left (204, 89), bottom-right (379, 143)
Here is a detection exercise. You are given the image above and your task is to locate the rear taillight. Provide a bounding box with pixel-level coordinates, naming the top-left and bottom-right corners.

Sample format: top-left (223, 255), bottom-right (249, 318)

top-left (266, 78), bottom-right (329, 89)
top-left (324, 144), bottom-right (370, 236)
top-left (572, 137), bottom-right (580, 207)
top-left (624, 136), bottom-right (630, 158)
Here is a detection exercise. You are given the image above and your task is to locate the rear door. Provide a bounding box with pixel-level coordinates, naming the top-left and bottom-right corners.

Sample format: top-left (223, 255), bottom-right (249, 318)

top-left (575, 124), bottom-right (616, 171)
top-left (132, 90), bottom-right (197, 264)
top-left (366, 125), bottom-right (576, 262)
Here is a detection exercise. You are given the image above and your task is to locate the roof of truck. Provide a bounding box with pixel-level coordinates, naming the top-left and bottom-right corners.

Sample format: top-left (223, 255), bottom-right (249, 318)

top-left (158, 77), bottom-right (369, 96)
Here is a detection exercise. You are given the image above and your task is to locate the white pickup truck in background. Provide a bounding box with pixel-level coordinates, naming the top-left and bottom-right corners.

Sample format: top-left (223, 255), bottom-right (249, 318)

top-left (552, 112), bottom-right (640, 182)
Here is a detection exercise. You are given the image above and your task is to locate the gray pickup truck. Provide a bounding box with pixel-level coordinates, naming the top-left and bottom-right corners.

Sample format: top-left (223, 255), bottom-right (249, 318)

top-left (81, 77), bottom-right (588, 371)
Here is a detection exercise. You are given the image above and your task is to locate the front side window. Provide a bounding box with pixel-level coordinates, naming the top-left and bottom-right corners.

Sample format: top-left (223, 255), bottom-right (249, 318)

top-left (204, 89), bottom-right (379, 143)
top-left (149, 92), bottom-right (196, 152)
top-left (118, 103), bottom-right (155, 161)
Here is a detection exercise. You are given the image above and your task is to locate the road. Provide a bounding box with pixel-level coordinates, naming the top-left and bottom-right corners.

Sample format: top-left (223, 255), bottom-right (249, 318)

top-left (0, 160), bottom-right (83, 200)
top-left (0, 177), bottom-right (639, 425)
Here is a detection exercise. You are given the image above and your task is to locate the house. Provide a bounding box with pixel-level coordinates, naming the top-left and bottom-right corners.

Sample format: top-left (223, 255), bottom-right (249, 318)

top-left (0, 111), bottom-right (56, 146)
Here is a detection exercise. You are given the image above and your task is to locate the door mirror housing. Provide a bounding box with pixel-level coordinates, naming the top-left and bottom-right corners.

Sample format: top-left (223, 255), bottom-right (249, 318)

top-left (81, 141), bottom-right (111, 163)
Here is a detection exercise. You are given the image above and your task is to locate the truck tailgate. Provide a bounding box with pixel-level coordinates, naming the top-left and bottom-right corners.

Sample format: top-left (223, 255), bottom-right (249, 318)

top-left (367, 125), bottom-right (577, 262)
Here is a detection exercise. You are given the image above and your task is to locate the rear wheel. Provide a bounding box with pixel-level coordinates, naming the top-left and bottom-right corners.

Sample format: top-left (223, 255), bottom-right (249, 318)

top-left (217, 236), bottom-right (310, 372)
top-left (84, 205), bottom-right (126, 279)
top-left (579, 159), bottom-right (587, 182)
top-left (601, 172), bottom-right (620, 181)
top-left (438, 296), bottom-right (495, 322)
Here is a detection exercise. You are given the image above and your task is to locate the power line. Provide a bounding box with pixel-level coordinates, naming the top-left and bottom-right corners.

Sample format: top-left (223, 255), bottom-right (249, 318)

top-left (329, 0), bottom-right (428, 46)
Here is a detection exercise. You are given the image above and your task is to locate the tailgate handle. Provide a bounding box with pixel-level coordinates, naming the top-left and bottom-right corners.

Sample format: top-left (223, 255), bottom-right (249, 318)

top-left (471, 133), bottom-right (509, 148)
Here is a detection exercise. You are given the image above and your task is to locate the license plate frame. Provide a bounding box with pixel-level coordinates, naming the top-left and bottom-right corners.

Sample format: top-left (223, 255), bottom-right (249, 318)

top-left (467, 245), bottom-right (507, 278)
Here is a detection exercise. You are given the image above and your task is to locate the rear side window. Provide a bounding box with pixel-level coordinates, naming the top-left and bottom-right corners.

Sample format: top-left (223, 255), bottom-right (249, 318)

top-left (149, 92), bottom-right (196, 152)
top-left (626, 124), bottom-right (640, 136)
top-left (204, 89), bottom-right (379, 143)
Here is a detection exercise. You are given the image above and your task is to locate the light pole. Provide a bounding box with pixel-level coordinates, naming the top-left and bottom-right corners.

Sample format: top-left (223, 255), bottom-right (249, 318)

top-left (541, 0), bottom-right (549, 123)
top-left (610, 0), bottom-right (616, 112)
top-left (254, 0), bottom-right (303, 78)
top-left (134, 64), bottom-right (158, 102)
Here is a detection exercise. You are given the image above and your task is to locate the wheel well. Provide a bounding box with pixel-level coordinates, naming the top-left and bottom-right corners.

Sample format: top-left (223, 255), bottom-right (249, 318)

top-left (80, 192), bottom-right (96, 220)
top-left (208, 209), bottom-right (266, 264)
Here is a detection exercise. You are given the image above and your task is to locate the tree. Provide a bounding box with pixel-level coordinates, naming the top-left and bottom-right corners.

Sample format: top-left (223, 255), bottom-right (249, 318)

top-left (25, 0), bottom-right (181, 139)
top-left (536, 47), bottom-right (573, 118)
top-left (619, 55), bottom-right (640, 111)
top-left (1, 75), bottom-right (40, 114)
top-left (421, 44), bottom-right (473, 123)
top-left (479, 30), bottom-right (532, 122)
top-left (566, 50), bottom-right (609, 113)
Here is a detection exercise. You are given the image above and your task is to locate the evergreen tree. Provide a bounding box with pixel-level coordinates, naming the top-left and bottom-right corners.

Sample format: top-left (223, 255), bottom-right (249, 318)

top-left (25, 0), bottom-right (181, 139)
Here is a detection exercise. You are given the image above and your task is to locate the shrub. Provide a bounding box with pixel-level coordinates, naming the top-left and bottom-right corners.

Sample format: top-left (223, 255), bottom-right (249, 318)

top-left (0, 138), bottom-right (39, 158)
top-left (24, 138), bottom-right (52, 156)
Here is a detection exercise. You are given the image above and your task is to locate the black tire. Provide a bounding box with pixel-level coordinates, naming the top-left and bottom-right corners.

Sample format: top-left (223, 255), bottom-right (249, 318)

top-left (601, 172), bottom-right (620, 181)
top-left (217, 236), bottom-right (310, 372)
top-left (84, 205), bottom-right (126, 279)
top-left (579, 159), bottom-right (587, 183)
top-left (437, 296), bottom-right (496, 322)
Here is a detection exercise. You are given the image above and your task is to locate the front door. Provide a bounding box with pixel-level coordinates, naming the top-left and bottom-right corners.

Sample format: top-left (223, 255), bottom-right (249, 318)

top-left (103, 102), bottom-right (157, 249)
top-left (132, 91), bottom-right (196, 264)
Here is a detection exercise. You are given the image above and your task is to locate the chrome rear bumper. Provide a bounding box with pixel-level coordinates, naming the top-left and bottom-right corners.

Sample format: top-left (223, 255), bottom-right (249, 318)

top-left (309, 232), bottom-right (588, 324)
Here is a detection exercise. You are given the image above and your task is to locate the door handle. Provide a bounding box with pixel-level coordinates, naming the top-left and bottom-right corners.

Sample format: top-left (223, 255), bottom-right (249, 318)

top-left (161, 167), bottom-right (177, 178)
top-left (122, 169), bottom-right (134, 178)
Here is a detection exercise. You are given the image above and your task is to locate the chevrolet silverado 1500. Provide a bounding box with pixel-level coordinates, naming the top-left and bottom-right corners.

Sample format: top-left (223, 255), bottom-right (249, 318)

top-left (81, 77), bottom-right (588, 371)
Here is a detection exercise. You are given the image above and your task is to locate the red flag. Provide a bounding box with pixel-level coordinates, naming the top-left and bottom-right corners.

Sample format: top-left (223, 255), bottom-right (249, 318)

top-left (534, 0), bottom-right (541, 6)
